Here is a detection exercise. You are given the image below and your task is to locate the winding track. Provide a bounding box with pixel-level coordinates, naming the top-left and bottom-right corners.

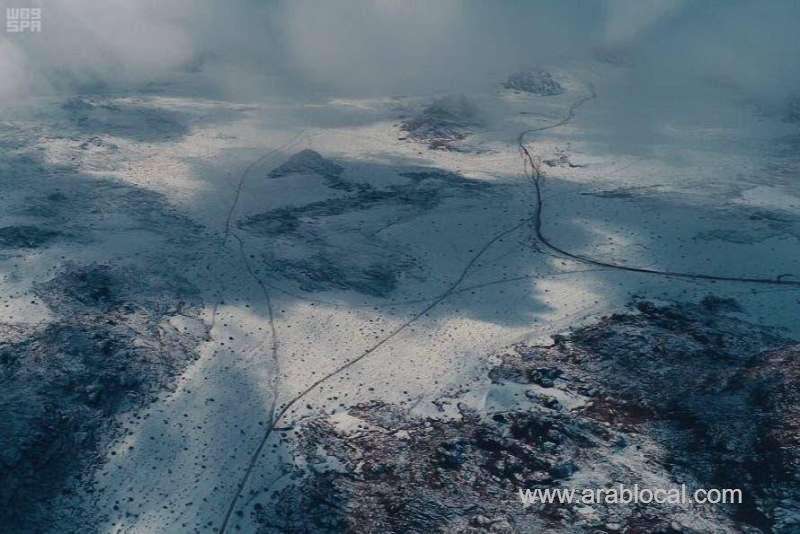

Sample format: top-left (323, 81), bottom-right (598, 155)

top-left (518, 84), bottom-right (800, 288)
top-left (208, 131), bottom-right (307, 333)
top-left (218, 214), bottom-right (532, 532)
top-left (112, 132), bottom-right (310, 521)
top-left (212, 133), bottom-right (306, 533)
top-left (216, 231), bottom-right (282, 532)
top-left (219, 85), bottom-right (800, 532)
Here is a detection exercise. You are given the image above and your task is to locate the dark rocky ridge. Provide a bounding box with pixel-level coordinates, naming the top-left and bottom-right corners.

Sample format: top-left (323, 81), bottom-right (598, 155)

top-left (0, 264), bottom-right (207, 532)
top-left (504, 69), bottom-right (564, 96)
top-left (0, 225), bottom-right (62, 249)
top-left (268, 149), bottom-right (351, 191)
top-left (401, 95), bottom-right (483, 151)
top-left (253, 298), bottom-right (799, 533)
top-left (239, 152), bottom-right (494, 298)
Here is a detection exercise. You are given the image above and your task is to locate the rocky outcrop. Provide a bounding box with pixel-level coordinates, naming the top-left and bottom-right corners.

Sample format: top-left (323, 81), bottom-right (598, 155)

top-left (0, 264), bottom-right (207, 532)
top-left (504, 69), bottom-right (564, 96)
top-left (401, 95), bottom-right (483, 151)
top-left (254, 298), bottom-right (799, 533)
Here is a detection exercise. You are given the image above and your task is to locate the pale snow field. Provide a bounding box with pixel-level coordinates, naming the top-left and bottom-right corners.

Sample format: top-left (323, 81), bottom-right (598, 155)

top-left (2, 62), bottom-right (799, 532)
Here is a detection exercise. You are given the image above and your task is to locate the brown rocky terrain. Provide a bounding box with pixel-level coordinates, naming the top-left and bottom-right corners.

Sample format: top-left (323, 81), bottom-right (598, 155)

top-left (255, 298), bottom-right (799, 533)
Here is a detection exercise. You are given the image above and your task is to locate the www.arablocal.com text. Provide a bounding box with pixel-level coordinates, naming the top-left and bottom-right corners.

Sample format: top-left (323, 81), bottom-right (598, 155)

top-left (519, 484), bottom-right (742, 506)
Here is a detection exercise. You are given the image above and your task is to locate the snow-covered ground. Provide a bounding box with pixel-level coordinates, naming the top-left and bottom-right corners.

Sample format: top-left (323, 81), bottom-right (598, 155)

top-left (2, 62), bottom-right (799, 532)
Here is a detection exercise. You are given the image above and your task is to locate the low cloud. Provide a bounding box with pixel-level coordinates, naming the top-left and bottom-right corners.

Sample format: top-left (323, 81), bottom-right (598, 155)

top-left (0, 0), bottom-right (798, 118)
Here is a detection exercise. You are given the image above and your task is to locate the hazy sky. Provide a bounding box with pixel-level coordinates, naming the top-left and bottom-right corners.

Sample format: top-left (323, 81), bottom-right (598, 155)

top-left (1, 0), bottom-right (798, 109)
